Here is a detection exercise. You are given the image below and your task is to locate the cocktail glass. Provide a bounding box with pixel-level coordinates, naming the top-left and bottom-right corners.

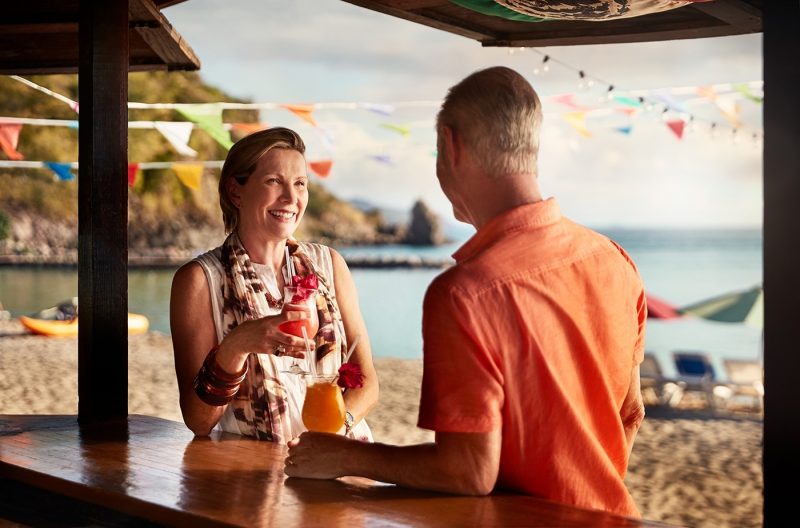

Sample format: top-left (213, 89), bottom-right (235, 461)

top-left (279, 285), bottom-right (319, 374)
top-left (302, 374), bottom-right (345, 433)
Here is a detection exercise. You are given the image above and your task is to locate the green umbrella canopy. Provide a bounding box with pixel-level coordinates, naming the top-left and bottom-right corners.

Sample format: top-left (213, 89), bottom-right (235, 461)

top-left (679, 285), bottom-right (763, 329)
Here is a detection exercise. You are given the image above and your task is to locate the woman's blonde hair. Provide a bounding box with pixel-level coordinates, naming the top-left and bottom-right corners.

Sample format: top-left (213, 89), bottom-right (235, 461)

top-left (219, 127), bottom-right (306, 233)
top-left (436, 66), bottom-right (542, 177)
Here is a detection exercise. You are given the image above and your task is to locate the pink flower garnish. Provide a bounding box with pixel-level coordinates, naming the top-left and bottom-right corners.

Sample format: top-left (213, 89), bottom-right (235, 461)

top-left (289, 274), bottom-right (319, 302)
top-left (337, 363), bottom-right (364, 389)
top-left (292, 273), bottom-right (318, 290)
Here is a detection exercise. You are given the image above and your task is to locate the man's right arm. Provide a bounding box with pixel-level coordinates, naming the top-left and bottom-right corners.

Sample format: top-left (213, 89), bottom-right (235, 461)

top-left (286, 428), bottom-right (502, 495)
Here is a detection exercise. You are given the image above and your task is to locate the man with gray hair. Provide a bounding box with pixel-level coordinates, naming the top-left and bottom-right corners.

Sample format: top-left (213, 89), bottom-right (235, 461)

top-left (286, 66), bottom-right (646, 518)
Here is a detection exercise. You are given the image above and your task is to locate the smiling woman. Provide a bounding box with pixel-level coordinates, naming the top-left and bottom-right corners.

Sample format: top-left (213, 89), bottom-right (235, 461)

top-left (169, 126), bottom-right (379, 444)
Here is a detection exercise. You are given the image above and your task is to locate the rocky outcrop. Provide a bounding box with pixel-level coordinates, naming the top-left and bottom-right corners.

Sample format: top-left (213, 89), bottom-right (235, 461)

top-left (0, 198), bottom-right (447, 266)
top-left (403, 200), bottom-right (445, 246)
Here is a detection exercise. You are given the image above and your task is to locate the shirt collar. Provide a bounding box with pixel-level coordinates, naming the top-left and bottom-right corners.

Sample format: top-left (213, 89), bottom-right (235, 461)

top-left (452, 198), bottom-right (562, 263)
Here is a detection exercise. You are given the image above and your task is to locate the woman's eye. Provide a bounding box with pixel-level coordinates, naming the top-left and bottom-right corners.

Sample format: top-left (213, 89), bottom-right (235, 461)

top-left (295, 180), bottom-right (307, 188)
top-left (266, 178), bottom-right (280, 184)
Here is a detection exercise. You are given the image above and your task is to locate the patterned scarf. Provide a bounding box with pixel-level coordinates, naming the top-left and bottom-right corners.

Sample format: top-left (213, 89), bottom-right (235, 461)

top-left (219, 232), bottom-right (345, 442)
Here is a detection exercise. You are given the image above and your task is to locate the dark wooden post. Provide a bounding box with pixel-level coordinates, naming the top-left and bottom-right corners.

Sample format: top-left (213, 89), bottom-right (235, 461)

top-left (763, 3), bottom-right (800, 525)
top-left (78, 0), bottom-right (129, 423)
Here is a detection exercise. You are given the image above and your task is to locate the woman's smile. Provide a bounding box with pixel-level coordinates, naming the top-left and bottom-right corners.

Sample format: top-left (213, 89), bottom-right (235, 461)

top-left (269, 209), bottom-right (297, 222)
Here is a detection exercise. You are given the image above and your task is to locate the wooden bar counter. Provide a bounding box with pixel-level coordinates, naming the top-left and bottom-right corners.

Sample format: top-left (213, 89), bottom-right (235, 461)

top-left (0, 414), bottom-right (674, 527)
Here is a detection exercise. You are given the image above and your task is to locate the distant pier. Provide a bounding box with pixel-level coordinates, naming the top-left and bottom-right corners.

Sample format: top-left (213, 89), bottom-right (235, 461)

top-left (343, 256), bottom-right (452, 269)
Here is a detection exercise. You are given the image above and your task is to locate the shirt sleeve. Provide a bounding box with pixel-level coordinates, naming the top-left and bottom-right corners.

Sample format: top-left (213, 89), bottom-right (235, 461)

top-left (417, 279), bottom-right (504, 433)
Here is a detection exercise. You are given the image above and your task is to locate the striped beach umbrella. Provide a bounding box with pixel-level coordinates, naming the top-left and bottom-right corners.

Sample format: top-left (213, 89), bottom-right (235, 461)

top-left (645, 293), bottom-right (682, 320)
top-left (679, 285), bottom-right (763, 329)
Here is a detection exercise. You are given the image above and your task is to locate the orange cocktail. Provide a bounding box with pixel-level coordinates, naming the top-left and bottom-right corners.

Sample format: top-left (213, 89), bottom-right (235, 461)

top-left (302, 375), bottom-right (345, 433)
top-left (278, 286), bottom-right (319, 338)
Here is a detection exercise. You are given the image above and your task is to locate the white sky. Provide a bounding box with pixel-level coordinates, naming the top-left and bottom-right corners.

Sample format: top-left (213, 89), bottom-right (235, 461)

top-left (164, 0), bottom-right (763, 229)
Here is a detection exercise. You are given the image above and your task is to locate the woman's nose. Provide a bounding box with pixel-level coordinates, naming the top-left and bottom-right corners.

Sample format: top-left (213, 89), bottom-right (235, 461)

top-left (280, 183), bottom-right (297, 202)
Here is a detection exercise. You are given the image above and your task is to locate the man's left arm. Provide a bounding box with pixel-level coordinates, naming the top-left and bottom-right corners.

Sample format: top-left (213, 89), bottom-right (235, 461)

top-left (620, 364), bottom-right (645, 455)
top-left (286, 428), bottom-right (501, 496)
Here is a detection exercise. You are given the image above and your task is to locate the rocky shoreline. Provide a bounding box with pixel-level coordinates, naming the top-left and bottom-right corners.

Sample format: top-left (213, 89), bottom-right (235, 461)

top-left (0, 253), bottom-right (453, 269)
top-left (1, 199), bottom-right (452, 269)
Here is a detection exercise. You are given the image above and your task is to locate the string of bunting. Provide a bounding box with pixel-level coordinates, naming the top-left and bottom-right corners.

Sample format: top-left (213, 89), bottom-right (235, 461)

top-left (514, 48), bottom-right (763, 142)
top-left (2, 61), bottom-right (763, 181)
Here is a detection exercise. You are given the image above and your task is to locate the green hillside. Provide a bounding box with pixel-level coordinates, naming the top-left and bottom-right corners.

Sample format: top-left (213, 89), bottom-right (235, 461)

top-left (0, 72), bottom-right (394, 259)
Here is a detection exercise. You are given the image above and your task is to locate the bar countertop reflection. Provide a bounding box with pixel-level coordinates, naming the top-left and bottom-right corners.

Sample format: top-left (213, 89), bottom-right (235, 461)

top-left (0, 415), bottom-right (676, 527)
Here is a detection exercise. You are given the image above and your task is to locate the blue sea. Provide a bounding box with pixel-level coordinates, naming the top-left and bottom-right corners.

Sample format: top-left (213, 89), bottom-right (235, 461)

top-left (0, 228), bottom-right (762, 380)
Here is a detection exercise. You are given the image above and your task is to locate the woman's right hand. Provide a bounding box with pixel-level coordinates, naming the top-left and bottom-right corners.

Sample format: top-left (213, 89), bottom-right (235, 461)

top-left (217, 309), bottom-right (313, 366)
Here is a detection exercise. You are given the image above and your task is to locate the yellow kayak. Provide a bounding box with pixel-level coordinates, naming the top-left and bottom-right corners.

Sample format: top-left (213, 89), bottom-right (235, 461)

top-left (19, 313), bottom-right (149, 337)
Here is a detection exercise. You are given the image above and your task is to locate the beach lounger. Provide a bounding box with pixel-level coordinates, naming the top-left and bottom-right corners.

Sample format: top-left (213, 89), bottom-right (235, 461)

top-left (721, 358), bottom-right (764, 412)
top-left (640, 353), bottom-right (682, 406)
top-left (671, 351), bottom-right (729, 410)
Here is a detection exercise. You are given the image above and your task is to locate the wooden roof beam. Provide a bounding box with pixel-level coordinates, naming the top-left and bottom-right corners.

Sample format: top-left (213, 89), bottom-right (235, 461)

top-left (343, 0), bottom-right (493, 41)
top-left (690, 0), bottom-right (762, 33)
top-left (483, 18), bottom-right (743, 47)
top-left (129, 0), bottom-right (200, 71)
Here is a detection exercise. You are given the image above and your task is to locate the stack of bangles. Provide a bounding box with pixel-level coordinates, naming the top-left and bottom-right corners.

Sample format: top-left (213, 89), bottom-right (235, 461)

top-left (193, 345), bottom-right (248, 406)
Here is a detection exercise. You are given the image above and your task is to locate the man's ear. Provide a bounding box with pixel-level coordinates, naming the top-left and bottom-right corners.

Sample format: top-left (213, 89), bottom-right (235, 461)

top-left (441, 125), bottom-right (460, 167)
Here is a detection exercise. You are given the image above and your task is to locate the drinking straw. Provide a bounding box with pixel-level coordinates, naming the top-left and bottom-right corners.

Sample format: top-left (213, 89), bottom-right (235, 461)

top-left (284, 246), bottom-right (295, 282)
top-left (301, 326), bottom-right (316, 377)
top-left (344, 335), bottom-right (361, 363)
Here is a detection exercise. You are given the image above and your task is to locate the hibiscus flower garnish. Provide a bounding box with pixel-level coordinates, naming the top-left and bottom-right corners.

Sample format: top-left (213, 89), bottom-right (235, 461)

top-left (289, 273), bottom-right (319, 302)
top-left (337, 362), bottom-right (364, 389)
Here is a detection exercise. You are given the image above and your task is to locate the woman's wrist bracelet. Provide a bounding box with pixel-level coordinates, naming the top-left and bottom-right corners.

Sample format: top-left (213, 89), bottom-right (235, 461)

top-left (193, 345), bottom-right (248, 406)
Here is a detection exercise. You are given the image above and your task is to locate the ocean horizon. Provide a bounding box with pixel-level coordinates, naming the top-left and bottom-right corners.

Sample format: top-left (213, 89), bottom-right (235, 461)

top-left (0, 227), bottom-right (762, 380)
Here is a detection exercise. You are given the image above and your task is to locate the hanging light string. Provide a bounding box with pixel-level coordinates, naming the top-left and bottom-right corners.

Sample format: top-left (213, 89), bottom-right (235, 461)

top-left (522, 48), bottom-right (762, 142)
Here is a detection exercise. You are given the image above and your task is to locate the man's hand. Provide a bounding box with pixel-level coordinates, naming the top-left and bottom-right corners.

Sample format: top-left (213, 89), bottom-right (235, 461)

top-left (285, 432), bottom-right (353, 479)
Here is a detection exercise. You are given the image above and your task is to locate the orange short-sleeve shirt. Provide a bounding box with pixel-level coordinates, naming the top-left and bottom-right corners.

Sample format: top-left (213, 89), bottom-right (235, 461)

top-left (418, 198), bottom-right (646, 517)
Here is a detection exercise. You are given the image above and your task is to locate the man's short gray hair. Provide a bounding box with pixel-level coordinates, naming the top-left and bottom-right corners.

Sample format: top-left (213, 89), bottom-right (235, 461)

top-left (436, 66), bottom-right (542, 177)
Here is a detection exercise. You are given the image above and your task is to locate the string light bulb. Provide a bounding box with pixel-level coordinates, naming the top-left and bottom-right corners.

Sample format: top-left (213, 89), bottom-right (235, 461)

top-left (534, 54), bottom-right (550, 75)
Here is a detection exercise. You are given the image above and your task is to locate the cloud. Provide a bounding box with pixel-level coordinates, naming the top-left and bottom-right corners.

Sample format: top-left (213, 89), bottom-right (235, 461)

top-left (164, 0), bottom-right (763, 228)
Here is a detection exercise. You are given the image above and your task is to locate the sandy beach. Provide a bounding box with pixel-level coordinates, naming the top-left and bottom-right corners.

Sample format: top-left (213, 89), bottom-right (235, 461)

top-left (0, 320), bottom-right (762, 528)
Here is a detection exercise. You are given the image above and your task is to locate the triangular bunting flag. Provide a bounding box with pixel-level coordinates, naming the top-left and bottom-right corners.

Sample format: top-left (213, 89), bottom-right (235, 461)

top-left (615, 126), bottom-right (633, 135)
top-left (615, 108), bottom-right (638, 117)
top-left (370, 154), bottom-right (393, 165)
top-left (0, 123), bottom-right (25, 160)
top-left (653, 90), bottom-right (687, 113)
top-left (316, 124), bottom-right (344, 153)
top-left (715, 98), bottom-right (742, 127)
top-left (613, 95), bottom-right (642, 107)
top-left (128, 163), bottom-right (140, 187)
top-left (665, 119), bottom-right (685, 139)
top-left (697, 85), bottom-right (718, 102)
top-left (230, 123), bottom-right (268, 135)
top-left (562, 112), bottom-right (591, 138)
top-left (551, 94), bottom-right (584, 110)
top-left (45, 162), bottom-right (74, 181)
top-left (176, 104), bottom-right (233, 150)
top-left (359, 103), bottom-right (395, 116)
top-left (733, 84), bottom-right (763, 104)
top-left (173, 163), bottom-right (203, 190)
top-left (281, 104), bottom-right (317, 127)
top-left (380, 123), bottom-right (411, 137)
top-left (308, 159), bottom-right (333, 178)
top-left (154, 121), bottom-right (198, 157)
